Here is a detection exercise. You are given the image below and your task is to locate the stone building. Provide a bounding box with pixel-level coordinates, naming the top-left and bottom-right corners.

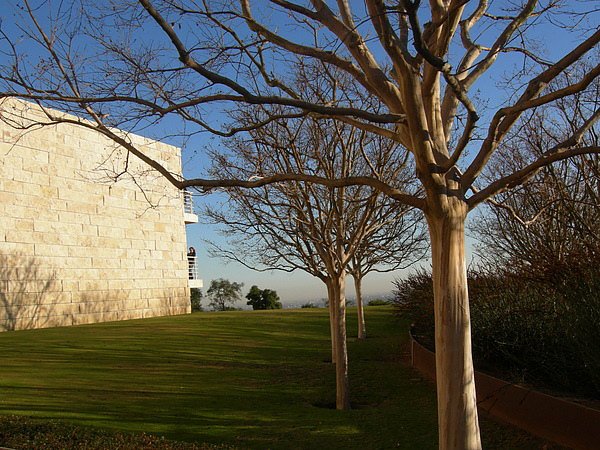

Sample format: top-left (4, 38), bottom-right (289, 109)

top-left (0, 98), bottom-right (201, 331)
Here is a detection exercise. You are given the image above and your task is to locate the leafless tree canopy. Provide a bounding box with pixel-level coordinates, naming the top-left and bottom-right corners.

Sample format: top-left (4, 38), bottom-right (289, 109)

top-left (474, 66), bottom-right (600, 276)
top-left (207, 106), bottom-right (425, 272)
top-left (1, 1), bottom-right (597, 209)
top-left (205, 65), bottom-right (426, 280)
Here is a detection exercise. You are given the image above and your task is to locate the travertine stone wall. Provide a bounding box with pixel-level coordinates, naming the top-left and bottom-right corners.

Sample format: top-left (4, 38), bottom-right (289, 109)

top-left (0, 98), bottom-right (191, 331)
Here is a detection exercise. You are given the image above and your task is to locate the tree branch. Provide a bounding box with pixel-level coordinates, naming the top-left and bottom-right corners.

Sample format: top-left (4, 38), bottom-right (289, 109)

top-left (463, 28), bottom-right (600, 188)
top-left (139, 0), bottom-right (404, 124)
top-left (469, 108), bottom-right (600, 208)
top-left (184, 173), bottom-right (425, 209)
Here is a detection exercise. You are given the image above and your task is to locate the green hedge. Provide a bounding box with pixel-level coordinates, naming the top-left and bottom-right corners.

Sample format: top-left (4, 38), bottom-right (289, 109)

top-left (393, 268), bottom-right (600, 399)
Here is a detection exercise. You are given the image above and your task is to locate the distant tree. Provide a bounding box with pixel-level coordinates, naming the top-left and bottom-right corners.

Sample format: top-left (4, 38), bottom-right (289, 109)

top-left (206, 279), bottom-right (243, 312)
top-left (245, 285), bottom-right (262, 309)
top-left (368, 299), bottom-right (391, 307)
top-left (190, 288), bottom-right (203, 312)
top-left (301, 302), bottom-right (318, 309)
top-left (246, 285), bottom-right (282, 310)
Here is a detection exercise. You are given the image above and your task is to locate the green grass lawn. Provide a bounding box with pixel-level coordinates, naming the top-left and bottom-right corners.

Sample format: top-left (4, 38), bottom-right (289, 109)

top-left (0, 307), bottom-right (561, 449)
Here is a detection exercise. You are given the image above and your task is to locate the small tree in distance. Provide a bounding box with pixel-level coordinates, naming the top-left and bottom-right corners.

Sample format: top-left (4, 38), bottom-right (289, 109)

top-left (301, 302), bottom-right (318, 309)
top-left (190, 288), bottom-right (203, 312)
top-left (246, 285), bottom-right (282, 310)
top-left (206, 279), bottom-right (243, 312)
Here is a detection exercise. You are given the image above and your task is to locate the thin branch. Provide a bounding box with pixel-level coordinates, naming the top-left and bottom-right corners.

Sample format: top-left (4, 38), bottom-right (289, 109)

top-left (478, 188), bottom-right (558, 227)
top-left (139, 0), bottom-right (404, 124)
top-left (469, 109), bottom-right (600, 208)
top-left (463, 28), bottom-right (600, 188)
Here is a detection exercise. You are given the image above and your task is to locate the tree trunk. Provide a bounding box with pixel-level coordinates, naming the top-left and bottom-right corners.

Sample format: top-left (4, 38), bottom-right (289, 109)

top-left (353, 274), bottom-right (366, 339)
top-left (327, 273), bottom-right (350, 410)
top-left (326, 280), bottom-right (337, 364)
top-left (427, 208), bottom-right (481, 450)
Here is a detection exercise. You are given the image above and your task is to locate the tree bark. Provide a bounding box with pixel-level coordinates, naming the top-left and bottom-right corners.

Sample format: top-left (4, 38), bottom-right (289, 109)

top-left (327, 273), bottom-right (350, 410)
top-left (353, 274), bottom-right (367, 339)
top-left (427, 206), bottom-right (482, 450)
top-left (326, 280), bottom-right (337, 364)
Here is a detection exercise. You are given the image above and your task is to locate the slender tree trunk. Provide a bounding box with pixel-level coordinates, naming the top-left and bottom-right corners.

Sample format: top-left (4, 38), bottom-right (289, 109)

top-left (353, 274), bottom-right (366, 339)
top-left (326, 280), bottom-right (337, 364)
top-left (427, 207), bottom-right (481, 450)
top-left (328, 272), bottom-right (350, 410)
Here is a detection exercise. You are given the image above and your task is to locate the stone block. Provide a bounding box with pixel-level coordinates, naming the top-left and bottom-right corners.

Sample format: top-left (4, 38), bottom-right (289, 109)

top-left (34, 243), bottom-right (69, 257)
top-left (5, 230), bottom-right (35, 244)
top-left (81, 224), bottom-right (99, 236)
top-left (59, 187), bottom-right (103, 204)
top-left (65, 200), bottom-right (97, 215)
top-left (58, 211), bottom-right (92, 225)
top-left (0, 179), bottom-right (24, 194)
top-left (5, 278), bottom-right (57, 294)
top-left (60, 280), bottom-right (80, 292)
top-left (12, 219), bottom-right (33, 232)
top-left (91, 257), bottom-right (121, 269)
top-left (78, 279), bottom-right (109, 291)
top-left (118, 309), bottom-right (144, 321)
top-left (0, 242), bottom-right (35, 255)
top-left (33, 220), bottom-right (83, 235)
top-left (13, 169), bottom-right (50, 186)
top-left (50, 153), bottom-right (81, 171)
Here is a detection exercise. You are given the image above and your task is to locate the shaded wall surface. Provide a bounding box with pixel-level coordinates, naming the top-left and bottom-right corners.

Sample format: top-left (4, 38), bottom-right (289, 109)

top-left (0, 99), bottom-right (190, 331)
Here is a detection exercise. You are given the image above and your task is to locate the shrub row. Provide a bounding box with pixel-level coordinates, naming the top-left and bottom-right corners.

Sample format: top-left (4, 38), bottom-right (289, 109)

top-left (393, 267), bottom-right (600, 400)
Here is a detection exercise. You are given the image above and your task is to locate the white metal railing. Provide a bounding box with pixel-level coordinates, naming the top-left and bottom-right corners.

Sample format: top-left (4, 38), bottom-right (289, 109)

top-left (183, 190), bottom-right (195, 215)
top-left (188, 255), bottom-right (200, 280)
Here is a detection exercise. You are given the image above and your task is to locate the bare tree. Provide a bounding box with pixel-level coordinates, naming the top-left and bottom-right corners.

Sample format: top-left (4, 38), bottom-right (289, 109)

top-left (474, 67), bottom-right (600, 279)
top-left (348, 208), bottom-right (427, 339)
top-left (206, 104), bottom-right (418, 409)
top-left (1, 1), bottom-right (599, 447)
